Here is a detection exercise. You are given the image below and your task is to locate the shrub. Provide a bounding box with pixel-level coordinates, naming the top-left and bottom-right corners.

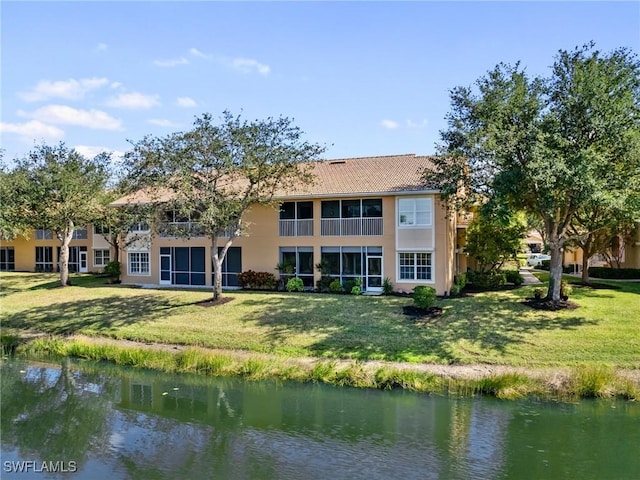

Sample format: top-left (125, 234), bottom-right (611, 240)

top-left (412, 285), bottom-right (436, 309)
top-left (285, 277), bottom-right (304, 292)
top-left (103, 261), bottom-right (121, 279)
top-left (503, 269), bottom-right (524, 285)
top-left (382, 277), bottom-right (394, 295)
top-left (561, 279), bottom-right (573, 299)
top-left (329, 279), bottom-right (343, 293)
top-left (466, 270), bottom-right (506, 289)
top-left (587, 267), bottom-right (640, 279)
top-left (237, 270), bottom-right (277, 290)
top-left (540, 259), bottom-right (551, 271)
top-left (454, 272), bottom-right (467, 289)
top-left (343, 279), bottom-right (356, 293)
top-left (316, 276), bottom-right (334, 292)
top-left (450, 284), bottom-right (461, 296)
top-left (351, 278), bottom-right (363, 295)
top-left (534, 288), bottom-right (545, 300)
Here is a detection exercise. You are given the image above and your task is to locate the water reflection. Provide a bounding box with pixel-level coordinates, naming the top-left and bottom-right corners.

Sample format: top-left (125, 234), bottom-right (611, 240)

top-left (1, 358), bottom-right (639, 479)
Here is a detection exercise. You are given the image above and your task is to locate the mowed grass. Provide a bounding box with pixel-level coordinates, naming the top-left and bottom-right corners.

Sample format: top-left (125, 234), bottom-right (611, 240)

top-left (1, 272), bottom-right (639, 367)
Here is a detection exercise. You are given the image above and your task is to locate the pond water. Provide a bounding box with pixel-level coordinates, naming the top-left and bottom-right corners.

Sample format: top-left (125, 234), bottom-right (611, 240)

top-left (1, 357), bottom-right (639, 479)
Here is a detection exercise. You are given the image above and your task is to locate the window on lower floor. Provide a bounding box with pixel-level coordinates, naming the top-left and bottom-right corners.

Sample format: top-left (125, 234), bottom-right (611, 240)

top-left (0, 247), bottom-right (15, 271)
top-left (94, 249), bottom-right (110, 267)
top-left (213, 246), bottom-right (242, 287)
top-left (398, 252), bottom-right (432, 281)
top-left (128, 252), bottom-right (150, 275)
top-left (279, 247), bottom-right (314, 287)
top-left (35, 246), bottom-right (54, 272)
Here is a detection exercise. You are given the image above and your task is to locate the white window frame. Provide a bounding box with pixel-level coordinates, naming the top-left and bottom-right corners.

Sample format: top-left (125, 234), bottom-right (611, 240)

top-left (93, 249), bottom-right (111, 267)
top-left (398, 197), bottom-right (432, 227)
top-left (128, 251), bottom-right (150, 276)
top-left (129, 222), bottom-right (150, 233)
top-left (397, 252), bottom-right (434, 283)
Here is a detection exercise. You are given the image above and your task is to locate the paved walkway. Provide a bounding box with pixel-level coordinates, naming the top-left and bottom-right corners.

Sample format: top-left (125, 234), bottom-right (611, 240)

top-left (519, 269), bottom-right (542, 285)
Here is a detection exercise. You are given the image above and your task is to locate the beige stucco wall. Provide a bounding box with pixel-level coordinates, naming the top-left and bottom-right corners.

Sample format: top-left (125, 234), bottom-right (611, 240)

top-left (119, 194), bottom-right (457, 295)
top-left (0, 228), bottom-right (102, 273)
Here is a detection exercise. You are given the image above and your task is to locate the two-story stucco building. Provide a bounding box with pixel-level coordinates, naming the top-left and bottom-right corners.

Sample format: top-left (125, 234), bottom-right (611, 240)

top-left (112, 154), bottom-right (469, 295)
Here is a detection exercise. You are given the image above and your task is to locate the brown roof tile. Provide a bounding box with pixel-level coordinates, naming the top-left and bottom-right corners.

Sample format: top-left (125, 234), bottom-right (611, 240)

top-left (278, 153), bottom-right (438, 198)
top-left (111, 154), bottom-right (438, 206)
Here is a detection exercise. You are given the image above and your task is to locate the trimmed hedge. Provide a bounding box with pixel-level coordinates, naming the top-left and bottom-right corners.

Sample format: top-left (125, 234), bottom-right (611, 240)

top-left (237, 270), bottom-right (277, 290)
top-left (502, 269), bottom-right (524, 285)
top-left (466, 270), bottom-right (507, 289)
top-left (587, 267), bottom-right (640, 279)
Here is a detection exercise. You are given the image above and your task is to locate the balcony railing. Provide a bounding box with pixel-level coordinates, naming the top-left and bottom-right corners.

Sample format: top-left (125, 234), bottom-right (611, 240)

top-left (321, 217), bottom-right (383, 236)
top-left (279, 219), bottom-right (314, 237)
top-left (159, 222), bottom-right (206, 237)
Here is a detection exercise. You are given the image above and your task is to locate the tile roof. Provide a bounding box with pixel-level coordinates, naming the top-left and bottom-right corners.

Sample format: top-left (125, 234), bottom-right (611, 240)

top-left (111, 154), bottom-right (438, 206)
top-left (278, 154), bottom-right (438, 198)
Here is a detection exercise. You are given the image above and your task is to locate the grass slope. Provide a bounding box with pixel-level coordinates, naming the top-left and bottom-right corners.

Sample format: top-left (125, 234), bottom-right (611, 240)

top-left (1, 272), bottom-right (639, 368)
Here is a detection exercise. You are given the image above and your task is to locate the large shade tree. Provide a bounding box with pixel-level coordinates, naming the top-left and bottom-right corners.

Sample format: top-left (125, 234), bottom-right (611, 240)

top-left (11, 143), bottom-right (110, 286)
top-left (428, 43), bottom-right (640, 302)
top-left (124, 111), bottom-right (325, 300)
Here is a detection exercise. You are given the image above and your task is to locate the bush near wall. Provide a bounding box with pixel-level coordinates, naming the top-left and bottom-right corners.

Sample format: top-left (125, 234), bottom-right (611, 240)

top-left (237, 270), bottom-right (277, 290)
top-left (466, 270), bottom-right (507, 289)
top-left (587, 267), bottom-right (640, 279)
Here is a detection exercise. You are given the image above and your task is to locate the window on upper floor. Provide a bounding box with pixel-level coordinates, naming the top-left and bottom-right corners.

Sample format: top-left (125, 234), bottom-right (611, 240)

top-left (321, 199), bottom-right (382, 219)
top-left (398, 198), bottom-right (432, 227)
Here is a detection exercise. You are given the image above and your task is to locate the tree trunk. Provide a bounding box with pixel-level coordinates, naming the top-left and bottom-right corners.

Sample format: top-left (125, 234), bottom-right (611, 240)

top-left (547, 237), bottom-right (564, 302)
top-left (581, 245), bottom-right (591, 284)
top-left (58, 224), bottom-right (74, 287)
top-left (211, 234), bottom-right (234, 301)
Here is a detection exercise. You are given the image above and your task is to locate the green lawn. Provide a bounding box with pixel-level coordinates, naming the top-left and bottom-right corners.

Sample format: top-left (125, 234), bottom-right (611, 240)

top-left (1, 272), bottom-right (639, 367)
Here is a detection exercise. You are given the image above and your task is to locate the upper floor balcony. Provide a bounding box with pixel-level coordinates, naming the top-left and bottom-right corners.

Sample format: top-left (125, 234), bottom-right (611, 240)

top-left (279, 219), bottom-right (314, 236)
top-left (320, 217), bottom-right (383, 236)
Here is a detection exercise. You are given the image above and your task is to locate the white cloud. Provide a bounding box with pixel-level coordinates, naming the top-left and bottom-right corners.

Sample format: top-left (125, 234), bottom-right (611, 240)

top-left (407, 119), bottom-right (428, 128)
top-left (154, 57), bottom-right (189, 67)
top-left (75, 145), bottom-right (124, 161)
top-left (19, 77), bottom-right (109, 102)
top-left (106, 92), bottom-right (160, 109)
top-left (21, 105), bottom-right (122, 130)
top-left (96, 43), bottom-right (108, 52)
top-left (0, 120), bottom-right (65, 141)
top-left (381, 119), bottom-right (400, 129)
top-left (176, 96), bottom-right (197, 108)
top-left (148, 118), bottom-right (181, 128)
top-left (110, 82), bottom-right (124, 90)
top-left (231, 58), bottom-right (271, 76)
top-left (189, 48), bottom-right (212, 60)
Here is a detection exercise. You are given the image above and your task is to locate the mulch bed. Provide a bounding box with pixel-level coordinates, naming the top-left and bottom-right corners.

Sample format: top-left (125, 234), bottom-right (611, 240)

top-left (195, 297), bottom-right (235, 308)
top-left (521, 298), bottom-right (579, 311)
top-left (402, 305), bottom-right (443, 322)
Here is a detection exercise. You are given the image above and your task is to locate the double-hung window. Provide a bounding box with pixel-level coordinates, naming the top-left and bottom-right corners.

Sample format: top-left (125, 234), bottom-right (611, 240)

top-left (398, 252), bottom-right (432, 281)
top-left (128, 252), bottom-right (150, 275)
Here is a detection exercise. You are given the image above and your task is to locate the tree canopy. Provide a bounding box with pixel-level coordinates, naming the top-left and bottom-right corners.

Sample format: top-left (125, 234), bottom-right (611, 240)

top-left (429, 43), bottom-right (640, 301)
top-left (10, 143), bottom-right (110, 286)
top-left (124, 111), bottom-right (325, 299)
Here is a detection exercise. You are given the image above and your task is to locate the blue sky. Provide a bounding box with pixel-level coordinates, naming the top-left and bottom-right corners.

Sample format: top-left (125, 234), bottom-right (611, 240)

top-left (1, 1), bottom-right (638, 165)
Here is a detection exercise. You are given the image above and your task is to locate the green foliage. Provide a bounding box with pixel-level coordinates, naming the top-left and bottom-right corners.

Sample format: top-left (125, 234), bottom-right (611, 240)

top-left (329, 279), bottom-right (343, 293)
top-left (9, 143), bottom-right (110, 287)
top-left (560, 280), bottom-right (573, 299)
top-left (412, 286), bottom-right (437, 309)
top-left (382, 277), bottom-right (394, 295)
top-left (533, 288), bottom-right (545, 299)
top-left (350, 277), bottom-right (363, 295)
top-left (502, 269), bottom-right (524, 285)
top-left (124, 111), bottom-right (325, 299)
top-left (465, 204), bottom-right (526, 272)
top-left (237, 270), bottom-right (277, 290)
top-left (466, 270), bottom-right (507, 289)
top-left (429, 43), bottom-right (640, 302)
top-left (315, 276), bottom-right (334, 292)
top-left (285, 277), bottom-right (305, 292)
top-left (103, 261), bottom-right (121, 279)
top-left (588, 267), bottom-right (640, 279)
